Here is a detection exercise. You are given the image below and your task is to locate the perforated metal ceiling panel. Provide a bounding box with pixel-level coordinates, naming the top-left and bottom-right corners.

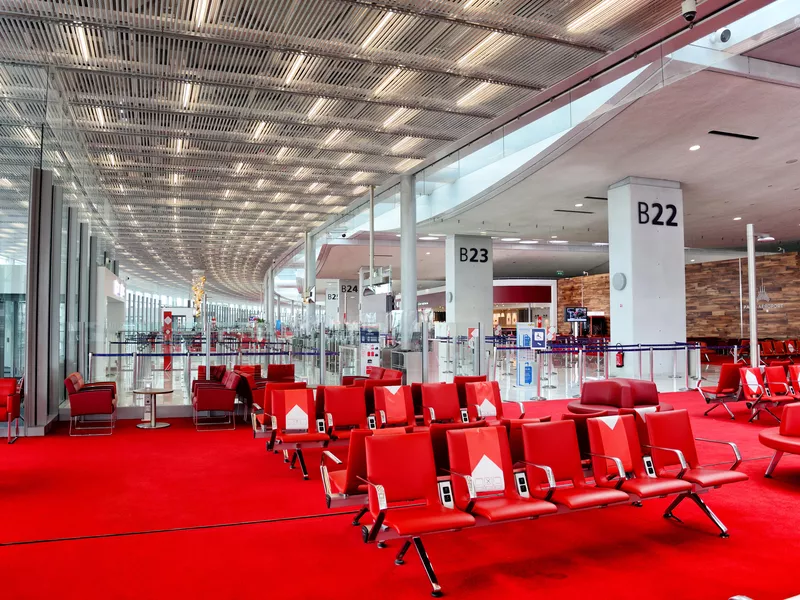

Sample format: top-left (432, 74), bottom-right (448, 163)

top-left (0, 0), bottom-right (689, 299)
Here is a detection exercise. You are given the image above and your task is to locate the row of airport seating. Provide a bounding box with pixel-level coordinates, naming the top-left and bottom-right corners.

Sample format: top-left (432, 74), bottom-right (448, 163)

top-left (255, 377), bottom-right (747, 595)
top-left (699, 363), bottom-right (800, 422)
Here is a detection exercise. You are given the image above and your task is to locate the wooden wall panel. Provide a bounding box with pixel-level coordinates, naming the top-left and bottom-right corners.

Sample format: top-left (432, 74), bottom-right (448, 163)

top-left (556, 252), bottom-right (800, 339)
top-left (557, 274), bottom-right (609, 335)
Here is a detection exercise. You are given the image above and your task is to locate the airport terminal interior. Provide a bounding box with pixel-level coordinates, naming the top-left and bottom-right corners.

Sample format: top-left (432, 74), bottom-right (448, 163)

top-left (2, 0), bottom-right (800, 598)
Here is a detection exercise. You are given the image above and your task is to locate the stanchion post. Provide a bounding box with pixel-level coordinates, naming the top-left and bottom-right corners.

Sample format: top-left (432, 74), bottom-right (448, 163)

top-left (695, 342), bottom-right (702, 381)
top-left (578, 349), bottom-right (584, 395)
top-left (604, 347), bottom-right (609, 379)
top-left (671, 347), bottom-right (679, 379)
top-left (132, 351), bottom-right (138, 388)
top-left (533, 349), bottom-right (543, 400)
top-left (421, 325), bottom-right (429, 383)
top-left (733, 345), bottom-right (738, 364)
top-left (319, 327), bottom-right (326, 387)
top-left (649, 347), bottom-right (654, 382)
top-left (683, 345), bottom-right (690, 391)
top-left (88, 352), bottom-right (94, 382)
top-left (638, 344), bottom-right (643, 380)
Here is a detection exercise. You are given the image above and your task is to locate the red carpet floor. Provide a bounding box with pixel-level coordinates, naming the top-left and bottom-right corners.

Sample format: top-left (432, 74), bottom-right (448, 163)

top-left (2, 391), bottom-right (799, 599)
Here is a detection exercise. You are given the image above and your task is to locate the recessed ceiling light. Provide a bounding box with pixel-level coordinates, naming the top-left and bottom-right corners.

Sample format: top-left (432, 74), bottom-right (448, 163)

top-left (549, 240), bottom-right (569, 244)
top-left (500, 237), bottom-right (521, 242)
top-left (690, 259), bottom-right (696, 262)
top-left (689, 145), bottom-right (701, 151)
top-left (419, 236), bottom-right (438, 241)
top-left (395, 234), bottom-right (401, 237)
top-left (519, 240), bottom-right (539, 244)
top-left (574, 203), bottom-right (583, 207)
top-left (592, 242), bottom-right (609, 246)
top-left (551, 235), bottom-right (558, 239)
top-left (757, 234), bottom-right (775, 242)
top-left (425, 252), bottom-right (430, 255)
top-left (733, 217), bottom-right (742, 221)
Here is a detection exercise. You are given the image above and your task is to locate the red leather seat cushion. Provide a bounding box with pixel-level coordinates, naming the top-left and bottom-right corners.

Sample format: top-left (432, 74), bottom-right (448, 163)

top-left (568, 401), bottom-right (624, 415)
top-left (328, 470), bottom-right (367, 495)
top-left (674, 468), bottom-right (749, 487)
top-left (383, 504), bottom-right (475, 536)
top-left (549, 486), bottom-right (629, 509)
top-left (278, 432), bottom-right (329, 443)
top-left (759, 428), bottom-right (800, 453)
top-left (332, 429), bottom-right (355, 441)
top-left (620, 477), bottom-right (692, 499)
top-left (471, 497), bottom-right (557, 522)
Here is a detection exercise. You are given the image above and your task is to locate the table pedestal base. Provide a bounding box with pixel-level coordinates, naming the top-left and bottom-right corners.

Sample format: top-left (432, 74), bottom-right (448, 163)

top-left (137, 422), bottom-right (171, 429)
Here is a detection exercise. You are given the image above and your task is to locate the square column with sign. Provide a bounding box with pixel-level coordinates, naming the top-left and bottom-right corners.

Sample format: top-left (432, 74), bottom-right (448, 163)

top-left (446, 235), bottom-right (493, 375)
top-left (608, 177), bottom-right (686, 377)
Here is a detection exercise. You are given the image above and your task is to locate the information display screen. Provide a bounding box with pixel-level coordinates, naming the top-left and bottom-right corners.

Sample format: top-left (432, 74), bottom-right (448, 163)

top-left (565, 307), bottom-right (588, 323)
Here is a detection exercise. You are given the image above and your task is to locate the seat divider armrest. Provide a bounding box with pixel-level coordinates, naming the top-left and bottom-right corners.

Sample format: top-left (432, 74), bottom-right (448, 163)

top-left (695, 438), bottom-right (742, 470)
top-left (643, 445), bottom-right (688, 478)
top-left (588, 452), bottom-right (628, 483)
top-left (516, 460), bottom-right (556, 501)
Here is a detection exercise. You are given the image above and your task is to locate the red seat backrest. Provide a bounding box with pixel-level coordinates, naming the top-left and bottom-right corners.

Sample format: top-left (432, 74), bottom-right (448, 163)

top-left (324, 386), bottom-right (368, 431)
top-left (225, 373), bottom-right (240, 390)
top-left (272, 389), bottom-right (316, 434)
top-left (260, 382), bottom-right (307, 414)
top-left (374, 385), bottom-right (415, 428)
top-left (382, 369), bottom-right (403, 380)
top-left (627, 379), bottom-right (659, 407)
top-left (714, 363), bottom-right (742, 394)
top-left (561, 410), bottom-right (609, 457)
top-left (447, 426), bottom-right (516, 510)
top-left (465, 381), bottom-right (503, 421)
top-left (618, 406), bottom-right (660, 448)
top-left (739, 367), bottom-right (766, 401)
top-left (429, 421), bottom-right (486, 475)
top-left (789, 366), bottom-right (800, 392)
top-left (581, 379), bottom-right (629, 408)
top-left (366, 367), bottom-right (385, 380)
top-left (764, 366), bottom-right (791, 396)
top-left (365, 432), bottom-right (439, 511)
top-left (774, 341), bottom-right (787, 354)
top-left (267, 364), bottom-right (295, 382)
top-left (645, 409), bottom-right (700, 473)
top-left (521, 420), bottom-right (586, 490)
top-left (421, 383), bottom-right (462, 425)
top-left (363, 379), bottom-right (402, 415)
top-left (780, 403), bottom-right (800, 436)
top-left (337, 428), bottom-right (406, 495)
top-left (453, 375), bottom-right (487, 408)
top-left (587, 414), bottom-right (646, 485)
top-left (787, 340), bottom-right (798, 354)
top-left (0, 378), bottom-right (18, 397)
top-left (65, 372), bottom-right (83, 394)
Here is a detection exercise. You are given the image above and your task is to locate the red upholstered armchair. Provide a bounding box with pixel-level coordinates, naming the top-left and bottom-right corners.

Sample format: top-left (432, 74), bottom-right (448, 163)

top-left (342, 366), bottom-right (384, 387)
top-left (266, 363), bottom-right (295, 383)
top-left (65, 372), bottom-right (117, 400)
top-left (193, 372), bottom-right (240, 431)
top-left (760, 402), bottom-right (800, 478)
top-left (64, 375), bottom-right (117, 436)
top-left (0, 378), bottom-right (22, 443)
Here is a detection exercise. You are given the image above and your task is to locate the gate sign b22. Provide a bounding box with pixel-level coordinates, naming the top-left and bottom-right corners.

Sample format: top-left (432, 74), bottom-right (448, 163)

top-left (637, 202), bottom-right (678, 227)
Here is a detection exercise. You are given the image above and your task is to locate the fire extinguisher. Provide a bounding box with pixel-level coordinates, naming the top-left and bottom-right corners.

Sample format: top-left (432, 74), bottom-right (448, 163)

top-left (615, 344), bottom-right (625, 368)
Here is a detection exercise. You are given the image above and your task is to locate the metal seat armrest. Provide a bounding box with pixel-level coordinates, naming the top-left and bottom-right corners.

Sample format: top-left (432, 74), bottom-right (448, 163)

top-left (426, 407), bottom-right (436, 422)
top-left (588, 452), bottom-right (628, 481)
top-left (515, 460), bottom-right (556, 501)
top-left (695, 438), bottom-right (743, 470)
top-left (378, 409), bottom-right (386, 426)
top-left (444, 469), bottom-right (477, 511)
top-left (643, 444), bottom-right (688, 478)
top-left (770, 382), bottom-right (791, 395)
top-left (356, 476), bottom-right (387, 510)
top-left (321, 449), bottom-right (343, 466)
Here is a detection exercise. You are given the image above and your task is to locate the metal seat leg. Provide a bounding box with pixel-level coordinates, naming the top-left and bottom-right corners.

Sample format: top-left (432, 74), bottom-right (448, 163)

top-left (688, 493), bottom-right (729, 538)
top-left (413, 537), bottom-right (443, 597)
top-left (663, 492), bottom-right (687, 522)
top-left (296, 449), bottom-right (309, 479)
top-left (352, 506), bottom-right (368, 526)
top-left (765, 451), bottom-right (784, 478)
top-left (395, 540), bottom-right (411, 565)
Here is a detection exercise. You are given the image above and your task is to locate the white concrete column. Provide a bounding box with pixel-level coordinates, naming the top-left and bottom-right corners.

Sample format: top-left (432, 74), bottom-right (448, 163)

top-left (400, 174), bottom-right (417, 350)
top-left (305, 232), bottom-right (316, 332)
top-left (445, 234), bottom-right (493, 374)
top-left (266, 268), bottom-right (275, 335)
top-left (608, 177), bottom-right (686, 376)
